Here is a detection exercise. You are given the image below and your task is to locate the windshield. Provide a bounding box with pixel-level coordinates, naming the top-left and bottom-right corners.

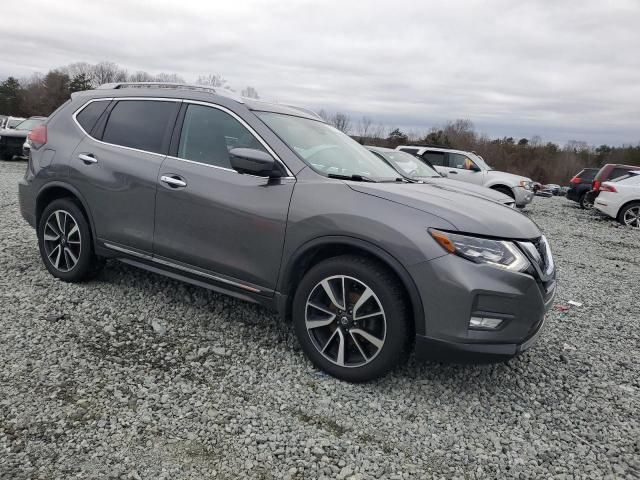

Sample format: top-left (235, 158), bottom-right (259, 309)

top-left (15, 119), bottom-right (44, 131)
top-left (374, 149), bottom-right (440, 179)
top-left (257, 112), bottom-right (401, 181)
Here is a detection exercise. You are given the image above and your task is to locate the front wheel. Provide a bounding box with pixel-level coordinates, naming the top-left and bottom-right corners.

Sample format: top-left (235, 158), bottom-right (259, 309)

top-left (618, 202), bottom-right (640, 228)
top-left (292, 255), bottom-right (411, 382)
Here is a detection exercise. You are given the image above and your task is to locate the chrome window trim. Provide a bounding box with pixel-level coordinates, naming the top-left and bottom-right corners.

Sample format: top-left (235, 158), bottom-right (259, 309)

top-left (72, 97), bottom-right (295, 178)
top-left (103, 242), bottom-right (261, 293)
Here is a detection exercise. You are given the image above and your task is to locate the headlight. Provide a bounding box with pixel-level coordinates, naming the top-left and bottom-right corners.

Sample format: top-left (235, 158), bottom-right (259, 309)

top-left (519, 180), bottom-right (533, 190)
top-left (430, 229), bottom-right (530, 272)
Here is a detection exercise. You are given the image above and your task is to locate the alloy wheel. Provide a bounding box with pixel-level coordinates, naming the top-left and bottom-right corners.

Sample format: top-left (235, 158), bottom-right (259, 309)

top-left (305, 275), bottom-right (386, 368)
top-left (623, 206), bottom-right (640, 228)
top-left (43, 210), bottom-right (82, 272)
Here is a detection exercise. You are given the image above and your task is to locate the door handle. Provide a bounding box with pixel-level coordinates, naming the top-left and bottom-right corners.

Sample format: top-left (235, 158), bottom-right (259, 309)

top-left (449, 170), bottom-right (458, 174)
top-left (160, 175), bottom-right (187, 188)
top-left (78, 153), bottom-right (97, 164)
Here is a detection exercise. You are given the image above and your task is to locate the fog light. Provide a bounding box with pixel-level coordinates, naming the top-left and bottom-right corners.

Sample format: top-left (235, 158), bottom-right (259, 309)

top-left (469, 316), bottom-right (503, 330)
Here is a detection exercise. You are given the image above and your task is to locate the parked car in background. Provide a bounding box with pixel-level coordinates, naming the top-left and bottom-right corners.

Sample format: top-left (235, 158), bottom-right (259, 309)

top-left (543, 184), bottom-right (561, 196)
top-left (396, 145), bottom-right (535, 208)
top-left (594, 171), bottom-right (640, 228)
top-left (567, 168), bottom-right (600, 208)
top-left (2, 116), bottom-right (26, 129)
top-left (17, 82), bottom-right (555, 381)
top-left (585, 164), bottom-right (639, 209)
top-left (0, 115), bottom-right (7, 129)
top-left (367, 146), bottom-right (516, 208)
top-left (0, 116), bottom-right (46, 160)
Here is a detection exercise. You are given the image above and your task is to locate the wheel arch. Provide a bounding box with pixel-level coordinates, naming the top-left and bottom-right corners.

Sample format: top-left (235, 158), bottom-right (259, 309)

top-left (36, 182), bottom-right (96, 242)
top-left (277, 236), bottom-right (425, 336)
top-left (617, 199), bottom-right (640, 221)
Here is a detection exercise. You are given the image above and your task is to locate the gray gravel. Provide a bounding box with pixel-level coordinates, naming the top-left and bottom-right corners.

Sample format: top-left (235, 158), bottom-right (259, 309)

top-left (1, 158), bottom-right (638, 479)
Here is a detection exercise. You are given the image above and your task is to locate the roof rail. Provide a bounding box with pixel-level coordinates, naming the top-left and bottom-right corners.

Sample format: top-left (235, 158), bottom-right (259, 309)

top-left (282, 104), bottom-right (325, 121)
top-left (96, 82), bottom-right (243, 103)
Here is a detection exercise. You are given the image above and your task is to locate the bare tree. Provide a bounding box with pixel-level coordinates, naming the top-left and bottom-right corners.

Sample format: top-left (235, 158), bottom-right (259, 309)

top-left (128, 71), bottom-right (155, 82)
top-left (241, 86), bottom-right (260, 99)
top-left (196, 74), bottom-right (228, 88)
top-left (318, 109), bottom-right (330, 122)
top-left (357, 116), bottom-right (373, 139)
top-left (331, 112), bottom-right (352, 134)
top-left (92, 61), bottom-right (127, 86)
top-left (155, 72), bottom-right (185, 83)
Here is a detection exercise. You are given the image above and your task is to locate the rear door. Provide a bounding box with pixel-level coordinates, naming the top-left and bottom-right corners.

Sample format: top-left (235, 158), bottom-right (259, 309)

top-left (70, 98), bottom-right (180, 253)
top-left (153, 102), bottom-right (295, 292)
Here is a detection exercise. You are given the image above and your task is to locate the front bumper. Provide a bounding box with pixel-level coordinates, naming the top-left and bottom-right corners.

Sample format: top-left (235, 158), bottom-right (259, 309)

top-left (513, 186), bottom-right (534, 208)
top-left (410, 253), bottom-right (555, 360)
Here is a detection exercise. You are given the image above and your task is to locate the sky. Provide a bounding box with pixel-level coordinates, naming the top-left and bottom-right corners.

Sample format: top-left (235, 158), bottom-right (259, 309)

top-left (2, 0), bottom-right (639, 146)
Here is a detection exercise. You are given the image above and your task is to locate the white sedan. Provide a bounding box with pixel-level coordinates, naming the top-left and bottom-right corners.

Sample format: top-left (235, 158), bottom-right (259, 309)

top-left (594, 171), bottom-right (640, 228)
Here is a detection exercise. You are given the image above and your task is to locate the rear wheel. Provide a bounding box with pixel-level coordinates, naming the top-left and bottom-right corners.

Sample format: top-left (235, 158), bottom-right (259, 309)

top-left (37, 198), bottom-right (104, 282)
top-left (618, 202), bottom-right (640, 228)
top-left (579, 192), bottom-right (593, 210)
top-left (292, 255), bottom-right (411, 382)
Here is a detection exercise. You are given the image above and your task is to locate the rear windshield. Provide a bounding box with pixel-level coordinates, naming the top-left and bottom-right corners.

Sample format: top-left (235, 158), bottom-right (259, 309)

top-left (577, 169), bottom-right (597, 181)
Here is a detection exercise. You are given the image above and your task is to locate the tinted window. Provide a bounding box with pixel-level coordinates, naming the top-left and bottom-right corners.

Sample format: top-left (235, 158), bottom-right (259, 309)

top-left (77, 101), bottom-right (109, 134)
top-left (102, 100), bottom-right (177, 154)
top-left (423, 151), bottom-right (447, 167)
top-left (609, 167), bottom-right (633, 180)
top-left (178, 104), bottom-right (267, 169)
top-left (578, 169), bottom-right (597, 181)
top-left (399, 148), bottom-right (419, 155)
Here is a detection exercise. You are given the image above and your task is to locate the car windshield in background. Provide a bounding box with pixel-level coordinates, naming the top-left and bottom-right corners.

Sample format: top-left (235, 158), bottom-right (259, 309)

top-left (7, 119), bottom-right (23, 128)
top-left (257, 112), bottom-right (401, 181)
top-left (378, 150), bottom-right (440, 179)
top-left (15, 119), bottom-right (44, 131)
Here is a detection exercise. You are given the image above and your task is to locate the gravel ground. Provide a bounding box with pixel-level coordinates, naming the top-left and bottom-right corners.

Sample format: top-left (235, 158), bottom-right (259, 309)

top-left (1, 159), bottom-right (638, 480)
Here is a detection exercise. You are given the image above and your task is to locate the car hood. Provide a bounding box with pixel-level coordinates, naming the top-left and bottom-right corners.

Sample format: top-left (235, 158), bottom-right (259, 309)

top-left (348, 182), bottom-right (540, 240)
top-left (0, 128), bottom-right (29, 138)
top-left (487, 170), bottom-right (531, 184)
top-left (420, 177), bottom-right (513, 204)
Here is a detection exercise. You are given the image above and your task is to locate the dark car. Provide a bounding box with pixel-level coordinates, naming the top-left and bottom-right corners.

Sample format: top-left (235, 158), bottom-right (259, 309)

top-left (18, 82), bottom-right (555, 382)
top-left (0, 116), bottom-right (47, 160)
top-left (583, 164), bottom-right (639, 209)
top-left (567, 168), bottom-right (599, 208)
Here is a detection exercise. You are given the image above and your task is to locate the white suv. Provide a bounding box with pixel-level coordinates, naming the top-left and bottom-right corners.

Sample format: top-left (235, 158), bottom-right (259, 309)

top-left (396, 146), bottom-right (534, 208)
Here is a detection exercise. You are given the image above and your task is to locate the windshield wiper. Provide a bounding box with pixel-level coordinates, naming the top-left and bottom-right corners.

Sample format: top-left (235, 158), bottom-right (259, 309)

top-left (327, 173), bottom-right (378, 183)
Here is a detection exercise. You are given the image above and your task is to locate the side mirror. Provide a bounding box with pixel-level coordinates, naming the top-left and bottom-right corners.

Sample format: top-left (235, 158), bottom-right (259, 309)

top-left (471, 164), bottom-right (481, 172)
top-left (229, 148), bottom-right (277, 177)
top-left (440, 171), bottom-right (448, 177)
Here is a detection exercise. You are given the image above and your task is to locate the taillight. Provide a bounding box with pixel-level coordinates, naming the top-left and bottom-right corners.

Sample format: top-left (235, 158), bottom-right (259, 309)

top-left (592, 180), bottom-right (601, 191)
top-left (601, 183), bottom-right (617, 193)
top-left (28, 125), bottom-right (47, 149)
top-left (570, 176), bottom-right (582, 184)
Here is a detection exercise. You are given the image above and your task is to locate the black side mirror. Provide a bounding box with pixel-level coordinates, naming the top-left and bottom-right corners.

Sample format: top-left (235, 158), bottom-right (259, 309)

top-left (229, 148), bottom-right (277, 177)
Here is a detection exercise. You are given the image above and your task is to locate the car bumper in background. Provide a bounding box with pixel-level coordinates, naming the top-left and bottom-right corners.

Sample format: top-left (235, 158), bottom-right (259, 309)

top-left (594, 197), bottom-right (618, 219)
top-left (410, 253), bottom-right (555, 361)
top-left (513, 186), bottom-right (534, 207)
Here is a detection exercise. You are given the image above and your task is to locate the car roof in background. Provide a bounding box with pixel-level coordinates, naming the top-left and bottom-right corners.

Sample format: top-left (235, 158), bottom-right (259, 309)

top-left (78, 83), bottom-right (324, 122)
top-left (398, 145), bottom-right (472, 156)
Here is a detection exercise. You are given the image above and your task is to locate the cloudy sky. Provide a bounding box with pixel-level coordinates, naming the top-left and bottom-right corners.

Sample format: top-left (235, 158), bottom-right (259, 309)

top-left (3, 0), bottom-right (639, 145)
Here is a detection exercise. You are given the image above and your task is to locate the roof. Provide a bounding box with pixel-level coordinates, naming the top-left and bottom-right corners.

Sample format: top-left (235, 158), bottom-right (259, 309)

top-left (77, 82), bottom-right (325, 122)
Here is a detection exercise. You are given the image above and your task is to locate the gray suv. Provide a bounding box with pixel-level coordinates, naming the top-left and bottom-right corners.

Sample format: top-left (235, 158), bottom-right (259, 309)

top-left (18, 83), bottom-right (556, 382)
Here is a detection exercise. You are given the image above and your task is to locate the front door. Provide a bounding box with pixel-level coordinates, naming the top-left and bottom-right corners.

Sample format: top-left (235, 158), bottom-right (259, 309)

top-left (153, 102), bottom-right (295, 292)
top-left (444, 153), bottom-right (485, 185)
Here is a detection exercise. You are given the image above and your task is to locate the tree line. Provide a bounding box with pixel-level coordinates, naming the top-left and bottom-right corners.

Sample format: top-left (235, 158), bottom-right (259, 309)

top-left (1, 62), bottom-right (638, 184)
top-left (0, 61), bottom-right (259, 119)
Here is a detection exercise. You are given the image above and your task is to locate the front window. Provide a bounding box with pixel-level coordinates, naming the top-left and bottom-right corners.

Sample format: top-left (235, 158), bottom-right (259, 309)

top-left (257, 112), bottom-right (400, 181)
top-left (377, 150), bottom-right (440, 179)
top-left (15, 119), bottom-right (43, 131)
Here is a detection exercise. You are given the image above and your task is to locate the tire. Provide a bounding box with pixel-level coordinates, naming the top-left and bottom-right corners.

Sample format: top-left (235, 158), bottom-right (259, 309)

top-left (492, 186), bottom-right (515, 200)
top-left (37, 198), bottom-right (104, 282)
top-left (292, 255), bottom-right (411, 382)
top-left (579, 193), bottom-right (593, 210)
top-left (617, 201), bottom-right (640, 229)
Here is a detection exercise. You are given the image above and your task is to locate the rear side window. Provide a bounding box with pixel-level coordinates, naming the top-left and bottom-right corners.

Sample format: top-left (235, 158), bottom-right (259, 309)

top-left (177, 104), bottom-right (267, 169)
top-left (399, 147), bottom-right (419, 155)
top-left (102, 100), bottom-right (177, 154)
top-left (423, 151), bottom-right (447, 167)
top-left (609, 167), bottom-right (633, 180)
top-left (76, 101), bottom-right (109, 134)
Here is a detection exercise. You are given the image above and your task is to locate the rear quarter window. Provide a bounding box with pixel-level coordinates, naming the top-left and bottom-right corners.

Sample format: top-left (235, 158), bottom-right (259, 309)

top-left (76, 101), bottom-right (110, 134)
